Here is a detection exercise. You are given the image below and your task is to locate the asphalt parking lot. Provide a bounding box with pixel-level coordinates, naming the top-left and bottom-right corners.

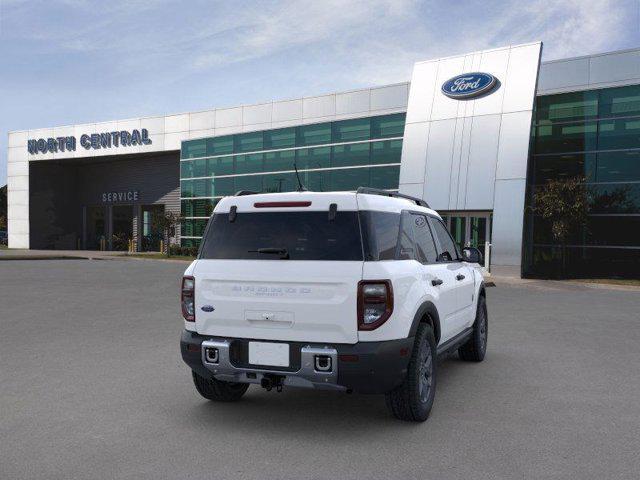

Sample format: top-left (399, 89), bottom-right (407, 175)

top-left (1, 259), bottom-right (639, 480)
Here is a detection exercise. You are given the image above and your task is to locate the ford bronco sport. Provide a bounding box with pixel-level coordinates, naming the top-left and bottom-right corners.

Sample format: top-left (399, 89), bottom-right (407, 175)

top-left (180, 188), bottom-right (487, 422)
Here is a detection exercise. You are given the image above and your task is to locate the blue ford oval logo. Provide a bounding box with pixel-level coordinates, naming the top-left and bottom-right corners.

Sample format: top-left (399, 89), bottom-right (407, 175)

top-left (441, 72), bottom-right (497, 99)
top-left (201, 305), bottom-right (215, 312)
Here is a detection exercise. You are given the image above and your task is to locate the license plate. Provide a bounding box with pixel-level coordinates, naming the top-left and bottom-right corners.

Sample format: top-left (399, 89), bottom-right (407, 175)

top-left (248, 342), bottom-right (290, 367)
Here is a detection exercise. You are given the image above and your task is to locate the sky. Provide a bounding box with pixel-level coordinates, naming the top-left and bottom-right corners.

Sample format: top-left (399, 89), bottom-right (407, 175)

top-left (1, 0), bottom-right (639, 186)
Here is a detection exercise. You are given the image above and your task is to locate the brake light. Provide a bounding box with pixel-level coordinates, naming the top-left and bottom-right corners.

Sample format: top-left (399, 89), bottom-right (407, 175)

top-left (254, 201), bottom-right (312, 208)
top-left (181, 276), bottom-right (195, 322)
top-left (357, 280), bottom-right (393, 330)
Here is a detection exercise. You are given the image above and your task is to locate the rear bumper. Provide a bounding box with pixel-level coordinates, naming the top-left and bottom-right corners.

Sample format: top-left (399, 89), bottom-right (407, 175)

top-left (180, 330), bottom-right (413, 394)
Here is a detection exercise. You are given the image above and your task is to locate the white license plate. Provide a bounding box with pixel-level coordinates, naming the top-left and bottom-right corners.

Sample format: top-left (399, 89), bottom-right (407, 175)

top-left (248, 342), bottom-right (290, 367)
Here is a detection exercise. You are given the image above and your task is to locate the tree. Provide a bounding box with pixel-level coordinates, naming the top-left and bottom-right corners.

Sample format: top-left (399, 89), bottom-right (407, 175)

top-left (151, 210), bottom-right (183, 256)
top-left (533, 176), bottom-right (589, 277)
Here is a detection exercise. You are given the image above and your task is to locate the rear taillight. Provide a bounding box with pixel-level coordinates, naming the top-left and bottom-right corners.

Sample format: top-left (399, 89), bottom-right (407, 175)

top-left (181, 276), bottom-right (195, 322)
top-left (357, 280), bottom-right (393, 330)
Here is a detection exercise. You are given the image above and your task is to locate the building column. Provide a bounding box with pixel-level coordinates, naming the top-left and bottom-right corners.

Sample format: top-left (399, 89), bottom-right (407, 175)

top-left (106, 205), bottom-right (113, 251)
top-left (132, 205), bottom-right (141, 252)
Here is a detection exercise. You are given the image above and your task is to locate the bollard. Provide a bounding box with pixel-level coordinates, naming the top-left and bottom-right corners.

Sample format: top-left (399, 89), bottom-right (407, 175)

top-left (484, 241), bottom-right (491, 272)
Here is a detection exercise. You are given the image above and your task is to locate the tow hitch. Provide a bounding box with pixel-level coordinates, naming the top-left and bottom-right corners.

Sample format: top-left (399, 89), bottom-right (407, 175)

top-left (260, 374), bottom-right (285, 392)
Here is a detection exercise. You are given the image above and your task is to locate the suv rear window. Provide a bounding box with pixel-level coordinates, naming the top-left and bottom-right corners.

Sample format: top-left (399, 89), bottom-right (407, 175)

top-left (199, 211), bottom-right (363, 261)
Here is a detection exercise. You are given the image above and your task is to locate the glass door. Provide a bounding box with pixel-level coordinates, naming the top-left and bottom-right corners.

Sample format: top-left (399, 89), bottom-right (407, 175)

top-left (86, 206), bottom-right (106, 250)
top-left (141, 205), bottom-right (164, 252)
top-left (469, 216), bottom-right (489, 259)
top-left (449, 216), bottom-right (467, 253)
top-left (441, 212), bottom-right (492, 267)
top-left (112, 205), bottom-right (134, 251)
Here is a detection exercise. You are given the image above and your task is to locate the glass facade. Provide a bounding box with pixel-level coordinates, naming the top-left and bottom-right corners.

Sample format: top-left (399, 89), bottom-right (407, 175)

top-left (524, 85), bottom-right (640, 278)
top-left (180, 113), bottom-right (405, 247)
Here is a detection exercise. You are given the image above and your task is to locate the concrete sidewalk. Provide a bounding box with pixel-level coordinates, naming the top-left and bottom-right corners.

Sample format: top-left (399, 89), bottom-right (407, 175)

top-left (0, 249), bottom-right (124, 260)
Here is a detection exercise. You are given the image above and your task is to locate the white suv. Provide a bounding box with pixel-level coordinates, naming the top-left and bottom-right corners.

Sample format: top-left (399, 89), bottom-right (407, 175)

top-left (180, 188), bottom-right (487, 422)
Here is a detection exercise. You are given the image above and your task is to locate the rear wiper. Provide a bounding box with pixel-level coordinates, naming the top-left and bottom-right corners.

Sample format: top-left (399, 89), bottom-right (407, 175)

top-left (248, 247), bottom-right (290, 259)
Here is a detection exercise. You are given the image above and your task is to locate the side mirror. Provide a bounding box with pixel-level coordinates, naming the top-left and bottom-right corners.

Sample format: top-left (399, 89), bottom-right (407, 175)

top-left (462, 247), bottom-right (483, 265)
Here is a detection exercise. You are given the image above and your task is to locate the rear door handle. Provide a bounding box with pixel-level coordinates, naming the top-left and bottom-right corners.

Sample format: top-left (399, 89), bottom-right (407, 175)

top-left (431, 278), bottom-right (443, 286)
top-left (456, 274), bottom-right (465, 281)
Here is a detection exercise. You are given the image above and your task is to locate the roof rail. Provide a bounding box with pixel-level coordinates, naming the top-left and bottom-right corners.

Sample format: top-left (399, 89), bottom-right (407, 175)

top-left (356, 187), bottom-right (430, 208)
top-left (234, 190), bottom-right (259, 196)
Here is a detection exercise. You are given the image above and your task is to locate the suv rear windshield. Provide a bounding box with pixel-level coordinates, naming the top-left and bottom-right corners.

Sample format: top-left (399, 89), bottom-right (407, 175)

top-left (199, 211), bottom-right (363, 261)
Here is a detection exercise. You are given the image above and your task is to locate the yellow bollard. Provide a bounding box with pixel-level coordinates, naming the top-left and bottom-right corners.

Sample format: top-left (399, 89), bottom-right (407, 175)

top-left (160, 239), bottom-right (164, 254)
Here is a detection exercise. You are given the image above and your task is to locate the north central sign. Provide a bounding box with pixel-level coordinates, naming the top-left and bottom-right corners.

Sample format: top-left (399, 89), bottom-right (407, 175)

top-left (441, 72), bottom-right (497, 99)
top-left (27, 128), bottom-right (152, 155)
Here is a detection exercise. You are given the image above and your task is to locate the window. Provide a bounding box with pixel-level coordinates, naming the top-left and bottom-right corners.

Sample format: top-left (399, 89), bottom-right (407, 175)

top-left (297, 123), bottom-right (331, 146)
top-left (182, 219), bottom-right (208, 237)
top-left (209, 156), bottom-right (234, 176)
top-left (180, 180), bottom-right (193, 198)
top-left (261, 172), bottom-right (296, 193)
top-left (181, 199), bottom-right (215, 217)
top-left (234, 175), bottom-right (262, 193)
top-left (264, 128), bottom-right (296, 149)
top-left (206, 136), bottom-right (233, 156)
top-left (397, 212), bottom-right (415, 260)
top-left (264, 150), bottom-right (295, 172)
top-left (371, 113), bottom-right (406, 139)
top-left (599, 84), bottom-right (640, 118)
top-left (535, 91), bottom-right (598, 124)
top-left (370, 165), bottom-right (400, 189)
top-left (430, 218), bottom-right (459, 261)
top-left (332, 118), bottom-right (370, 142)
top-left (534, 121), bottom-right (598, 154)
top-left (411, 214), bottom-right (437, 263)
top-left (598, 118), bottom-right (640, 150)
top-left (209, 177), bottom-right (234, 197)
top-left (200, 211), bottom-right (363, 261)
top-left (595, 151), bottom-right (640, 182)
top-left (332, 143), bottom-right (370, 168)
top-left (360, 211), bottom-right (401, 261)
top-left (182, 139), bottom-right (206, 159)
top-left (371, 139), bottom-right (402, 164)
top-left (325, 167), bottom-right (370, 191)
top-left (234, 132), bottom-right (263, 153)
top-left (296, 147), bottom-right (331, 170)
top-left (531, 154), bottom-right (597, 184)
top-left (235, 153), bottom-right (263, 175)
top-left (525, 86), bottom-right (640, 279)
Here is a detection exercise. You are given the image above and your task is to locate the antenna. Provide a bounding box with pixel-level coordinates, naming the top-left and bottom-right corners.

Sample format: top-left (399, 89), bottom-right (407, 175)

top-left (293, 163), bottom-right (307, 192)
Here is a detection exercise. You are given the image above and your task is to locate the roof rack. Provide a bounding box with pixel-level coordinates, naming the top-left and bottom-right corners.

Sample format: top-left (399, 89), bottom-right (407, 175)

top-left (356, 187), bottom-right (430, 208)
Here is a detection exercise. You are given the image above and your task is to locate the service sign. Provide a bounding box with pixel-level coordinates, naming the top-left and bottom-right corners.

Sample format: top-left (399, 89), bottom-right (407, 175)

top-left (441, 72), bottom-right (497, 99)
top-left (27, 129), bottom-right (152, 155)
top-left (102, 191), bottom-right (139, 203)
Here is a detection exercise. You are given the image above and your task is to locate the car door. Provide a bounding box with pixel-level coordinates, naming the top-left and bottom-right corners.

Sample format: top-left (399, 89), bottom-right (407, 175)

top-left (428, 216), bottom-right (474, 340)
top-left (409, 212), bottom-right (459, 345)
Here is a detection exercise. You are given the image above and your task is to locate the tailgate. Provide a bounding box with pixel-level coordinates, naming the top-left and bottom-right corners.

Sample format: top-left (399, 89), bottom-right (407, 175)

top-left (194, 260), bottom-right (362, 344)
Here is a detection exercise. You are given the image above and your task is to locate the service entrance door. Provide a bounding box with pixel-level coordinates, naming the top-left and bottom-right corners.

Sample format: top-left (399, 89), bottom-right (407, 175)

top-left (111, 205), bottom-right (134, 251)
top-left (86, 206), bottom-right (106, 250)
top-left (440, 212), bottom-right (492, 267)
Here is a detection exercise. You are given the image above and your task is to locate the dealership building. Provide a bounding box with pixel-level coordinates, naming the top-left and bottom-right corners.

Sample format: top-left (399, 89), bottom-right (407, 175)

top-left (6, 42), bottom-right (640, 277)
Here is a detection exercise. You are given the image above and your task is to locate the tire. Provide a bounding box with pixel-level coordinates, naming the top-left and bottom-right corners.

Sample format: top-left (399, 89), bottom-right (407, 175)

top-left (192, 371), bottom-right (250, 402)
top-left (385, 323), bottom-right (437, 422)
top-left (458, 295), bottom-right (488, 362)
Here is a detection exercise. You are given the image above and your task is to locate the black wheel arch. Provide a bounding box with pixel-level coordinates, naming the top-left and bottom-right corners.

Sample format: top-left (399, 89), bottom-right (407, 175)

top-left (408, 301), bottom-right (441, 345)
top-left (479, 282), bottom-right (486, 299)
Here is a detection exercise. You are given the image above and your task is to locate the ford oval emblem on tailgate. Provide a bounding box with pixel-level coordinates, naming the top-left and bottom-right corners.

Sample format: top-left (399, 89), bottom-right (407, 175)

top-left (201, 305), bottom-right (215, 312)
